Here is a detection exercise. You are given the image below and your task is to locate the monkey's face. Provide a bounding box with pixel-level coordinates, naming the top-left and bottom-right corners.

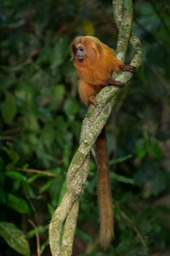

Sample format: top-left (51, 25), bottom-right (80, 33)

top-left (72, 43), bottom-right (85, 61)
top-left (71, 36), bottom-right (102, 65)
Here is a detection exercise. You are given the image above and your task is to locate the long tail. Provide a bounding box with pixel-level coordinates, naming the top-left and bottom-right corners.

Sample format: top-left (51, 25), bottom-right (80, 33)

top-left (96, 127), bottom-right (114, 250)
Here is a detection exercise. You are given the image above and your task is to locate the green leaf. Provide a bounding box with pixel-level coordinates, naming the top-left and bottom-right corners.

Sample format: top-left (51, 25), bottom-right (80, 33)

top-left (110, 173), bottom-right (135, 185)
top-left (64, 98), bottom-right (79, 118)
top-left (25, 114), bottom-right (39, 132)
top-left (49, 84), bottom-right (66, 110)
top-left (39, 180), bottom-right (52, 193)
top-left (148, 138), bottom-right (162, 160)
top-left (7, 194), bottom-right (30, 214)
top-left (76, 228), bottom-right (92, 242)
top-left (5, 171), bottom-right (26, 181)
top-left (53, 84), bottom-right (65, 103)
top-left (2, 146), bottom-right (20, 168)
top-left (1, 92), bottom-right (17, 125)
top-left (0, 222), bottom-right (30, 256)
top-left (151, 170), bottom-right (166, 196)
top-left (110, 154), bottom-right (132, 165)
top-left (41, 124), bottom-right (55, 147)
top-left (27, 225), bottom-right (45, 239)
top-left (134, 138), bottom-right (147, 159)
top-left (51, 37), bottom-right (69, 69)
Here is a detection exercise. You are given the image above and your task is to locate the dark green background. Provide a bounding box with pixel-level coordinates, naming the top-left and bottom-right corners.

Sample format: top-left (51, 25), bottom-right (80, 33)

top-left (0, 0), bottom-right (170, 255)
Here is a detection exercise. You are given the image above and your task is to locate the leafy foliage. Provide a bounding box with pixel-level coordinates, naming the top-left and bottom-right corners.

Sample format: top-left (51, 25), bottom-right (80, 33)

top-left (0, 0), bottom-right (170, 255)
top-left (0, 222), bottom-right (30, 256)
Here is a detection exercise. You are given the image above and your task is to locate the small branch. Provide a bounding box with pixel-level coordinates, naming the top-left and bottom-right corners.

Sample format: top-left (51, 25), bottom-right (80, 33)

top-left (28, 220), bottom-right (41, 256)
top-left (16, 168), bottom-right (57, 177)
top-left (119, 207), bottom-right (147, 248)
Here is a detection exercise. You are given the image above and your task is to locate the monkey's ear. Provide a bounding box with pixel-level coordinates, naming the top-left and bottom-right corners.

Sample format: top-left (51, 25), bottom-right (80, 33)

top-left (96, 43), bottom-right (103, 54)
top-left (71, 43), bottom-right (76, 54)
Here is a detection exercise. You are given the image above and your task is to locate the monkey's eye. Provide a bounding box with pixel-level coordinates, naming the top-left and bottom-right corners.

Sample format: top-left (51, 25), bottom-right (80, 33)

top-left (78, 46), bottom-right (84, 52)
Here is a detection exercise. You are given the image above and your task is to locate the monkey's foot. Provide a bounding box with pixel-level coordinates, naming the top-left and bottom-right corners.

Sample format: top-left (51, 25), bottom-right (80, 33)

top-left (104, 79), bottom-right (122, 87)
top-left (120, 65), bottom-right (136, 74)
top-left (89, 94), bottom-right (97, 106)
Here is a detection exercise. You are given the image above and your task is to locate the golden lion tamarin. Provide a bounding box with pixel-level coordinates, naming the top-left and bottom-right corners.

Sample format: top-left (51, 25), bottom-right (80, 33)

top-left (71, 36), bottom-right (135, 249)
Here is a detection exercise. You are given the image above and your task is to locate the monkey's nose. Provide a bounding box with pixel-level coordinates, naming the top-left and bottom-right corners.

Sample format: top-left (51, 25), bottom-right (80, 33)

top-left (76, 46), bottom-right (85, 60)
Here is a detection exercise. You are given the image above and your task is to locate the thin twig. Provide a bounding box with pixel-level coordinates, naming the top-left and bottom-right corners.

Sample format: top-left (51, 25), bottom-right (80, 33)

top-left (28, 220), bottom-right (41, 256)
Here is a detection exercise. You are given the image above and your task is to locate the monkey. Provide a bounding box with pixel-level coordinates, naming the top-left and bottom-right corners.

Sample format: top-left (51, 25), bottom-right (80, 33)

top-left (71, 36), bottom-right (135, 249)
top-left (71, 35), bottom-right (135, 106)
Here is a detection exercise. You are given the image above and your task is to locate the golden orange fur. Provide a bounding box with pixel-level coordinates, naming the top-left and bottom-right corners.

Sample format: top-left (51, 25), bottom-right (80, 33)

top-left (71, 35), bottom-right (135, 105)
top-left (71, 36), bottom-right (135, 249)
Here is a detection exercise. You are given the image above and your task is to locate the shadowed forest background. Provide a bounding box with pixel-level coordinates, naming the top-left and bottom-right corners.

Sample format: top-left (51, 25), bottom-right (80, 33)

top-left (0, 0), bottom-right (170, 255)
